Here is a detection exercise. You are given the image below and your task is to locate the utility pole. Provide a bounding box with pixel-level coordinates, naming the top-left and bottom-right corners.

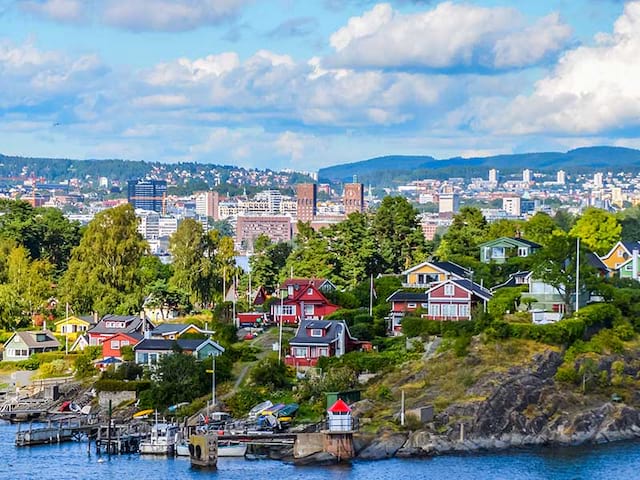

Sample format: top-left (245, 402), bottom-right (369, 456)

top-left (369, 273), bottom-right (374, 317)
top-left (207, 356), bottom-right (216, 413)
top-left (278, 294), bottom-right (284, 363)
top-left (575, 237), bottom-right (580, 313)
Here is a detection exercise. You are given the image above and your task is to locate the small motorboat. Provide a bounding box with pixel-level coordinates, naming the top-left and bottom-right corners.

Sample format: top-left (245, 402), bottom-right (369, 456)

top-left (175, 439), bottom-right (190, 457)
top-left (218, 440), bottom-right (247, 457)
top-left (133, 409), bottom-right (154, 419)
top-left (248, 400), bottom-right (273, 420)
top-left (139, 414), bottom-right (180, 455)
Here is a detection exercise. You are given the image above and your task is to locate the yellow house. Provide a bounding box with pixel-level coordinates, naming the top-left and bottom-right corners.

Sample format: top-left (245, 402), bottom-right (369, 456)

top-left (402, 260), bottom-right (471, 288)
top-left (54, 315), bottom-right (95, 341)
top-left (600, 241), bottom-right (640, 271)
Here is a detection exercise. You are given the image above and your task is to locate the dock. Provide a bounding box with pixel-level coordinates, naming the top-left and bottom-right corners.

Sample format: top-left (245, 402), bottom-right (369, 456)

top-left (15, 419), bottom-right (99, 446)
top-left (94, 423), bottom-right (151, 455)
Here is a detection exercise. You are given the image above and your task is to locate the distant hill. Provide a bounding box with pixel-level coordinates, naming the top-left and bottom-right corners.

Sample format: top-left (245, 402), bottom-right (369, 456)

top-left (318, 146), bottom-right (640, 185)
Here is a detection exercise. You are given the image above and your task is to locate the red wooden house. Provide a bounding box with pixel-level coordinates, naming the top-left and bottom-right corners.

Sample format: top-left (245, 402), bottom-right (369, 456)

top-left (424, 279), bottom-right (492, 321)
top-left (271, 282), bottom-right (338, 324)
top-left (101, 332), bottom-right (143, 359)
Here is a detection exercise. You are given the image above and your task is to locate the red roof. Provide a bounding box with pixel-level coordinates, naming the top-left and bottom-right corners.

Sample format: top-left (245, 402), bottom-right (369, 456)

top-left (327, 398), bottom-right (351, 413)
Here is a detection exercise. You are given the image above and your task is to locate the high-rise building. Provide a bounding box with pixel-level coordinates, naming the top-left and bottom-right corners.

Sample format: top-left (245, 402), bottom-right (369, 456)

top-left (502, 196), bottom-right (522, 217)
top-left (296, 183), bottom-right (317, 222)
top-left (489, 168), bottom-right (499, 185)
top-left (195, 191), bottom-right (219, 220)
top-left (343, 183), bottom-right (364, 214)
top-left (523, 169), bottom-right (532, 183)
top-left (127, 179), bottom-right (167, 213)
top-left (438, 193), bottom-right (460, 214)
top-left (557, 170), bottom-right (566, 185)
top-left (594, 172), bottom-right (604, 189)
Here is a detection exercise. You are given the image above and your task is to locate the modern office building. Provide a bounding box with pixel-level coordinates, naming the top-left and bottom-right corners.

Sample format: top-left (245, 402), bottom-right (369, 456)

top-left (127, 179), bottom-right (167, 213)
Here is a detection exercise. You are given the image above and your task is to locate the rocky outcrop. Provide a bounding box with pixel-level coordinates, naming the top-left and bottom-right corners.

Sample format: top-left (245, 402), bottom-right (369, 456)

top-left (354, 349), bottom-right (640, 459)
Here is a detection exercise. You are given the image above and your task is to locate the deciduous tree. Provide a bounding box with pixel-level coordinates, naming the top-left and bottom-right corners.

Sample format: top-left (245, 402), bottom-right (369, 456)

top-left (570, 208), bottom-right (621, 255)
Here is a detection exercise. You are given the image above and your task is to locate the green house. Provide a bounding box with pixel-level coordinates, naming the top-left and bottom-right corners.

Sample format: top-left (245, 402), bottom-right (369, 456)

top-left (479, 237), bottom-right (542, 264)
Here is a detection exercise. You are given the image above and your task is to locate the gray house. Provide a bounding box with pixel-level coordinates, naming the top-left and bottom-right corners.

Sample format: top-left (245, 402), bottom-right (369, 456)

top-left (3, 330), bottom-right (60, 361)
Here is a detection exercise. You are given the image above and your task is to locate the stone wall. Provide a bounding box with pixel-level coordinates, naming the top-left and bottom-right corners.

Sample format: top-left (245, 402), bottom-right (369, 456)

top-left (98, 390), bottom-right (136, 409)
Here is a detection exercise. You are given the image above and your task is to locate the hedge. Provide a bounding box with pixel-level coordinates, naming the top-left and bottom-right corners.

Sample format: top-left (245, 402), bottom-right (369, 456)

top-left (94, 379), bottom-right (152, 393)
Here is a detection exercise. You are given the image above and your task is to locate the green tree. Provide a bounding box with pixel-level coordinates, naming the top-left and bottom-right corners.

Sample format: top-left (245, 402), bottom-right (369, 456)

top-left (618, 206), bottom-right (640, 243)
top-left (570, 208), bottom-right (622, 255)
top-left (147, 351), bottom-right (209, 408)
top-left (283, 222), bottom-right (335, 280)
top-left (487, 219), bottom-right (523, 240)
top-left (554, 209), bottom-right (575, 232)
top-left (249, 236), bottom-right (292, 293)
top-left (524, 212), bottom-right (561, 246)
top-left (436, 207), bottom-right (488, 260)
top-left (60, 204), bottom-right (148, 314)
top-left (373, 196), bottom-right (427, 272)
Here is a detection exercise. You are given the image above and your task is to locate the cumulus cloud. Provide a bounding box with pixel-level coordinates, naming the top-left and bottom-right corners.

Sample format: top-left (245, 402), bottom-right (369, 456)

top-left (15, 0), bottom-right (249, 31)
top-left (470, 1), bottom-right (640, 135)
top-left (328, 2), bottom-right (572, 71)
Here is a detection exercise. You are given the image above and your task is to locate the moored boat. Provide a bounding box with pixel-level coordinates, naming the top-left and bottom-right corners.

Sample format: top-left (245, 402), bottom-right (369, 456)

top-left (139, 421), bottom-right (180, 455)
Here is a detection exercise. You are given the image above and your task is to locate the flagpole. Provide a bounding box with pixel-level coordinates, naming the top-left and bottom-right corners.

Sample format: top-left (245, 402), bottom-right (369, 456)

top-left (369, 273), bottom-right (374, 317)
top-left (575, 237), bottom-right (580, 313)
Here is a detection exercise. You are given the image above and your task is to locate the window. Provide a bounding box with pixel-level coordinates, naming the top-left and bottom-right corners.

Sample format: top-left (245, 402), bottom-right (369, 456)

top-left (408, 303), bottom-right (417, 309)
top-left (417, 274), bottom-right (425, 284)
top-left (421, 303), bottom-right (429, 308)
top-left (277, 305), bottom-right (294, 316)
top-left (307, 288), bottom-right (313, 295)
top-left (304, 304), bottom-right (315, 316)
top-left (458, 304), bottom-right (470, 318)
top-left (310, 328), bottom-right (324, 337)
top-left (618, 249), bottom-right (624, 257)
top-left (492, 247), bottom-right (505, 258)
top-left (442, 304), bottom-right (457, 317)
top-left (428, 304), bottom-right (441, 317)
top-left (444, 284), bottom-right (455, 296)
top-left (517, 247), bottom-right (528, 257)
top-left (120, 340), bottom-right (129, 347)
top-left (111, 340), bottom-right (120, 350)
top-left (317, 347), bottom-right (329, 357)
top-left (293, 347), bottom-right (307, 358)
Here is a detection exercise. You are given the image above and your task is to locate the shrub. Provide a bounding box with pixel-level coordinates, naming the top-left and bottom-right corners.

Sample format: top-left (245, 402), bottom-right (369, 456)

top-left (555, 365), bottom-right (579, 384)
top-left (95, 379), bottom-right (152, 393)
top-left (74, 355), bottom-right (96, 379)
top-left (377, 385), bottom-right (392, 401)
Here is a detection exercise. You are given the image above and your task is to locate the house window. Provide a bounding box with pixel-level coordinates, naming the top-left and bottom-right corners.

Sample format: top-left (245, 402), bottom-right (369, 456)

top-left (317, 347), bottom-right (329, 357)
top-left (618, 249), bottom-right (624, 257)
top-left (120, 340), bottom-right (129, 347)
top-left (417, 274), bottom-right (425, 284)
top-left (293, 347), bottom-right (307, 358)
top-left (408, 303), bottom-right (417, 309)
top-left (304, 304), bottom-right (315, 316)
top-left (492, 247), bottom-right (505, 258)
top-left (459, 304), bottom-right (470, 318)
top-left (421, 303), bottom-right (429, 308)
top-left (518, 247), bottom-right (528, 257)
top-left (307, 288), bottom-right (313, 295)
top-left (429, 304), bottom-right (441, 317)
top-left (310, 328), bottom-right (323, 337)
top-left (442, 304), bottom-right (457, 317)
top-left (444, 284), bottom-right (455, 296)
top-left (277, 305), bottom-right (294, 316)
top-left (111, 340), bottom-right (120, 350)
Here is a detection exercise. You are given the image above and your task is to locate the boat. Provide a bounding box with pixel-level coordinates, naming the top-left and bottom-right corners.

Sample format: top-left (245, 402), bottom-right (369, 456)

top-left (133, 409), bottom-right (154, 419)
top-left (218, 440), bottom-right (247, 457)
top-left (139, 420), bottom-right (180, 455)
top-left (176, 439), bottom-right (190, 457)
top-left (248, 400), bottom-right (273, 420)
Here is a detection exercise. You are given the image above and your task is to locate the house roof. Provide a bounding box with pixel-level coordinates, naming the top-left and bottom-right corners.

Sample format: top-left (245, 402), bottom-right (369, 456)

top-left (479, 237), bottom-right (542, 249)
top-left (151, 323), bottom-right (192, 335)
top-left (106, 332), bottom-right (143, 342)
top-left (491, 271), bottom-right (531, 291)
top-left (289, 319), bottom-right (355, 346)
top-left (280, 278), bottom-right (335, 290)
top-left (587, 252), bottom-right (609, 272)
top-left (70, 334), bottom-right (89, 351)
top-left (54, 315), bottom-right (93, 326)
top-left (284, 283), bottom-right (337, 307)
top-left (621, 241), bottom-right (640, 254)
top-left (385, 290), bottom-right (430, 303)
top-left (133, 338), bottom-right (224, 353)
top-left (401, 260), bottom-right (470, 278)
top-left (426, 279), bottom-right (493, 301)
top-left (7, 330), bottom-right (60, 349)
top-left (89, 314), bottom-right (153, 335)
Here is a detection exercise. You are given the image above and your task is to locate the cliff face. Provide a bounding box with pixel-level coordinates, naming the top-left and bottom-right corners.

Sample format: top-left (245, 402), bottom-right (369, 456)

top-left (354, 344), bottom-right (640, 459)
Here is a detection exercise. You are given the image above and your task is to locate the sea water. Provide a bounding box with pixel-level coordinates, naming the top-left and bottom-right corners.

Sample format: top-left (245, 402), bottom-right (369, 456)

top-left (2, 421), bottom-right (640, 480)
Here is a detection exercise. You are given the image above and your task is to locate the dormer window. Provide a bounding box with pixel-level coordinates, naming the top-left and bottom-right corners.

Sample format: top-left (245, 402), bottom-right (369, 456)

top-left (307, 288), bottom-right (313, 295)
top-left (310, 328), bottom-right (323, 337)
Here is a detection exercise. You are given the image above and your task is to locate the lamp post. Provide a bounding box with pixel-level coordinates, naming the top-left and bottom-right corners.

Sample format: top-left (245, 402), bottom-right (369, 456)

top-left (206, 355), bottom-right (215, 414)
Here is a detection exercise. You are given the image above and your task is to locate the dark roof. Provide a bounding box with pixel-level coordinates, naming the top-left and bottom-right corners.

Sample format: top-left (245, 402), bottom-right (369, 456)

top-left (289, 319), bottom-right (354, 346)
top-left (587, 252), bottom-right (609, 271)
top-left (513, 238), bottom-right (542, 248)
top-left (134, 338), bottom-right (224, 352)
top-left (431, 261), bottom-right (471, 278)
top-left (451, 279), bottom-right (493, 301)
top-left (621, 241), bottom-right (640, 253)
top-left (280, 278), bottom-right (335, 290)
top-left (151, 323), bottom-right (191, 335)
top-left (479, 237), bottom-right (542, 249)
top-left (491, 271), bottom-right (531, 291)
top-left (89, 315), bottom-right (152, 335)
top-left (9, 330), bottom-right (60, 349)
top-left (109, 332), bottom-right (144, 342)
top-left (386, 290), bottom-right (429, 303)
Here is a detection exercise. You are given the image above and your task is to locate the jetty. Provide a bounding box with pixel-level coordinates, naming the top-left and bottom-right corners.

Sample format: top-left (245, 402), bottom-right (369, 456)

top-left (15, 418), bottom-right (99, 446)
top-left (94, 422), bottom-right (151, 455)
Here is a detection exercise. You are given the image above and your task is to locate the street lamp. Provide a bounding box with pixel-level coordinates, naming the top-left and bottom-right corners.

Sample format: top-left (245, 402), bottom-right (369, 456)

top-left (206, 355), bottom-right (215, 414)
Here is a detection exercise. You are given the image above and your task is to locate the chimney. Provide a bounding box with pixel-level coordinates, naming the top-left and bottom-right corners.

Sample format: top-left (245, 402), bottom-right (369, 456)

top-left (93, 311), bottom-right (98, 323)
top-left (633, 249), bottom-right (639, 281)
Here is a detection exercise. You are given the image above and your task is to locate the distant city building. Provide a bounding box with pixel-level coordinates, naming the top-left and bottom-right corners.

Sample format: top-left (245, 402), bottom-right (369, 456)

top-left (99, 177), bottom-right (109, 188)
top-left (594, 172), bottom-right (604, 189)
top-left (343, 183), bottom-right (364, 214)
top-left (611, 187), bottom-right (624, 207)
top-left (502, 196), bottom-right (522, 217)
top-left (195, 191), bottom-right (219, 221)
top-left (438, 193), bottom-right (459, 214)
top-left (489, 168), bottom-right (499, 184)
top-left (523, 169), bottom-right (532, 183)
top-left (255, 189), bottom-right (282, 214)
top-left (235, 215), bottom-right (293, 252)
top-left (127, 179), bottom-right (167, 213)
top-left (296, 183), bottom-right (317, 222)
top-left (557, 170), bottom-right (566, 185)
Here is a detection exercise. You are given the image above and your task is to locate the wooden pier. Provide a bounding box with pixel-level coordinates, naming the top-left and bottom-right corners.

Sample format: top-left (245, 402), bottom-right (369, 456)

top-left (94, 423), bottom-right (151, 455)
top-left (15, 419), bottom-right (98, 446)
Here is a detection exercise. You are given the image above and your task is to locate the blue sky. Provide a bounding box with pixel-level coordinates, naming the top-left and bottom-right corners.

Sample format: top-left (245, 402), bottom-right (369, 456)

top-left (0, 0), bottom-right (637, 171)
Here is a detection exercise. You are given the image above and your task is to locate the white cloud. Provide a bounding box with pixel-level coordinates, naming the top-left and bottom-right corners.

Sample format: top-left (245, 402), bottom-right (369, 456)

top-left (471, 1), bottom-right (640, 135)
top-left (16, 0), bottom-right (249, 31)
top-left (328, 2), bottom-right (572, 71)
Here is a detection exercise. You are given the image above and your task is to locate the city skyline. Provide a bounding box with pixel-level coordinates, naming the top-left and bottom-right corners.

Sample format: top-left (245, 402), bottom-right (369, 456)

top-left (0, 0), bottom-right (637, 170)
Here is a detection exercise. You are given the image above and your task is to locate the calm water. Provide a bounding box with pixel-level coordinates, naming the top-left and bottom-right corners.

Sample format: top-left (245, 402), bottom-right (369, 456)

top-left (3, 421), bottom-right (640, 480)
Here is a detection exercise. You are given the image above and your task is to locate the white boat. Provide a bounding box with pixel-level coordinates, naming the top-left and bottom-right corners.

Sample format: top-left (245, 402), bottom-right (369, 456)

top-left (175, 440), bottom-right (190, 457)
top-left (218, 441), bottom-right (247, 457)
top-left (248, 400), bottom-right (273, 420)
top-left (139, 421), bottom-right (180, 455)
